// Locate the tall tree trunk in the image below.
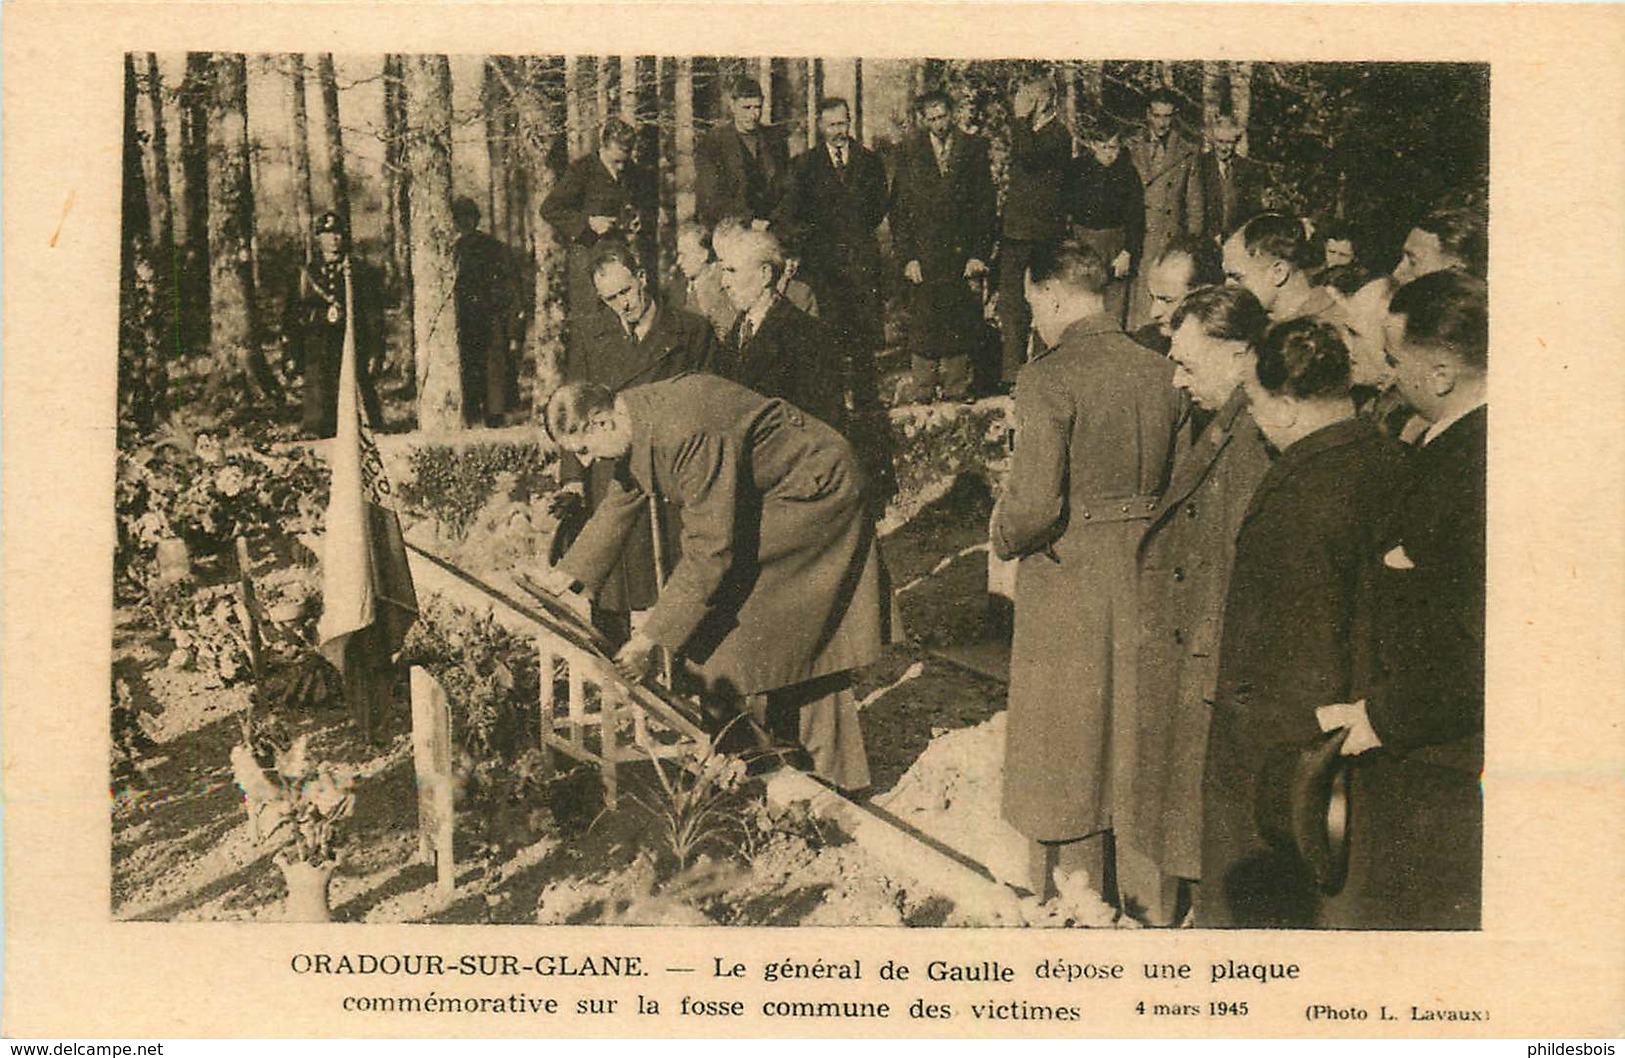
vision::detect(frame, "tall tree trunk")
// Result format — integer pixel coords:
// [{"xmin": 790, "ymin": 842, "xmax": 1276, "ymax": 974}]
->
[
  {"xmin": 121, "ymin": 54, "xmax": 166, "ymax": 433},
  {"xmin": 403, "ymin": 54, "xmax": 462, "ymax": 431},
  {"xmin": 593, "ymin": 56, "xmax": 611, "ymax": 152},
  {"xmin": 784, "ymin": 58, "xmax": 808, "ymax": 153},
  {"xmin": 1079, "ymin": 60, "xmax": 1104, "ymax": 108},
  {"xmin": 1230, "ymin": 61, "xmax": 1253, "ymax": 156},
  {"xmin": 805, "ymin": 58, "xmax": 820, "ymax": 153},
  {"xmin": 133, "ymin": 53, "xmax": 174, "ymax": 264},
  {"xmin": 758, "ymin": 57, "xmax": 774, "ymax": 122},
  {"xmin": 657, "ymin": 57, "xmax": 677, "ymax": 281},
  {"xmin": 565, "ymin": 56, "xmax": 585, "ymax": 158},
  {"xmin": 482, "ymin": 58, "xmax": 511, "ymax": 246},
  {"xmin": 1062, "ymin": 61, "xmax": 1079, "ymax": 136},
  {"xmin": 1201, "ymin": 60, "xmax": 1225, "ymax": 148},
  {"xmin": 283, "ymin": 54, "xmax": 315, "ymax": 260},
  {"xmin": 205, "ymin": 52, "xmax": 273, "ymax": 400},
  {"xmin": 178, "ymin": 52, "xmax": 212, "ymax": 358},
  {"xmin": 131, "ymin": 53, "xmax": 175, "ymax": 371},
  {"xmin": 853, "ymin": 57, "xmax": 866, "ymax": 145},
  {"xmin": 317, "ymin": 54, "xmax": 349, "ymax": 231},
  {"xmin": 383, "ymin": 54, "xmax": 414, "ymax": 377},
  {"xmin": 674, "ymin": 57, "xmax": 696, "ymax": 227},
  {"xmin": 618, "ymin": 54, "xmax": 638, "ymax": 124},
  {"xmin": 504, "ymin": 57, "xmax": 565, "ymax": 402}
]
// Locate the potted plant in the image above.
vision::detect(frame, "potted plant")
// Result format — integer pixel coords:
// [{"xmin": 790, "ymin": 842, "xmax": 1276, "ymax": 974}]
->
[{"xmin": 229, "ymin": 720, "xmax": 355, "ymax": 922}]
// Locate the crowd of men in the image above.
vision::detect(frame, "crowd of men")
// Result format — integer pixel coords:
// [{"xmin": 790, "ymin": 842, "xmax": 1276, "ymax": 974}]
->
[{"xmin": 286, "ymin": 70, "xmax": 1488, "ymax": 930}]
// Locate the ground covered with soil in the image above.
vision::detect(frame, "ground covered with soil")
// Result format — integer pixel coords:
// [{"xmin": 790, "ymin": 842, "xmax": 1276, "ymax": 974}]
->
[{"xmin": 111, "ymin": 462, "xmax": 1120, "ymax": 927}]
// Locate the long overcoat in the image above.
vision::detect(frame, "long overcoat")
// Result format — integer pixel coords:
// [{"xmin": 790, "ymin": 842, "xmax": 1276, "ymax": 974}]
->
[
  {"xmin": 1320, "ymin": 406, "xmax": 1485, "ymax": 929},
  {"xmin": 890, "ymin": 128, "xmax": 996, "ymax": 362},
  {"xmin": 1124, "ymin": 388, "xmax": 1272, "ymax": 881},
  {"xmin": 1199, "ymin": 417, "xmax": 1409, "ymax": 927},
  {"xmin": 1126, "ymin": 129, "xmax": 1204, "ymax": 327},
  {"xmin": 561, "ymin": 305, "xmax": 719, "ymax": 613},
  {"xmin": 283, "ymin": 255, "xmax": 386, "ymax": 438},
  {"xmin": 557, "ymin": 374, "xmax": 888, "ymax": 697},
  {"xmin": 992, "ymin": 314, "xmax": 1183, "ymax": 843},
  {"xmin": 694, "ymin": 122, "xmax": 791, "ymax": 228}
]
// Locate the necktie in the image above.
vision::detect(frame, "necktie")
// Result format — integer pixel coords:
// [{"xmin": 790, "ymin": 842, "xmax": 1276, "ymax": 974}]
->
[
  {"xmin": 834, "ymin": 143, "xmax": 846, "ymax": 170},
  {"xmin": 739, "ymin": 316, "xmax": 756, "ymax": 350},
  {"xmin": 935, "ymin": 137, "xmax": 949, "ymax": 175}
]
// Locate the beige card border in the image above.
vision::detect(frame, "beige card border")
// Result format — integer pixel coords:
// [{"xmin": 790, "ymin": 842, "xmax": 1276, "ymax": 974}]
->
[{"xmin": 4, "ymin": 1, "xmax": 1623, "ymax": 1039}]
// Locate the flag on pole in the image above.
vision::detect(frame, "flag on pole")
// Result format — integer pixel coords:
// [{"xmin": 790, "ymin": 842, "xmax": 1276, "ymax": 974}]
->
[{"xmin": 319, "ymin": 259, "xmax": 418, "ymax": 673}]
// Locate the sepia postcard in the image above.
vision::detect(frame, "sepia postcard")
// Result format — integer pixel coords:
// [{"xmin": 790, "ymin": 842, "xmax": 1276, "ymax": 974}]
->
[{"xmin": 2, "ymin": 0, "xmax": 1622, "ymax": 1040}]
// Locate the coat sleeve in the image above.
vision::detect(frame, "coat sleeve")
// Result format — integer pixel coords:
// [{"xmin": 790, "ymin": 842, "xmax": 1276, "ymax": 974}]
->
[
  {"xmin": 556, "ymin": 470, "xmax": 649, "ymax": 594},
  {"xmin": 639, "ymin": 432, "xmax": 740, "ymax": 653},
  {"xmin": 990, "ymin": 370, "xmax": 1072, "ymax": 559},
  {"xmin": 693, "ymin": 132, "xmax": 728, "ymax": 228},
  {"xmin": 967, "ymin": 138, "xmax": 997, "ymax": 261},
  {"xmin": 1184, "ymin": 150, "xmax": 1205, "ymax": 236},
  {"xmin": 768, "ymin": 157, "xmax": 806, "ymax": 251},
  {"xmin": 862, "ymin": 152, "xmax": 891, "ymax": 235},
  {"xmin": 1125, "ymin": 164, "xmax": 1147, "ymax": 266},
  {"xmin": 540, "ymin": 159, "xmax": 590, "ymax": 243},
  {"xmin": 890, "ymin": 148, "xmax": 920, "ymax": 265}
]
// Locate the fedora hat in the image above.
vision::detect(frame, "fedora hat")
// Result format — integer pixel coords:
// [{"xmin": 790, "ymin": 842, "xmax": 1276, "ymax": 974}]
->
[{"xmin": 1255, "ymin": 727, "xmax": 1352, "ymax": 895}]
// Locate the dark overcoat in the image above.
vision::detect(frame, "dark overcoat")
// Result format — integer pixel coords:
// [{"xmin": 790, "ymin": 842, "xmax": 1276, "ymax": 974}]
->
[
  {"xmin": 557, "ymin": 374, "xmax": 888, "ymax": 697},
  {"xmin": 1199, "ymin": 417, "xmax": 1409, "ymax": 927},
  {"xmin": 283, "ymin": 255, "xmax": 386, "ymax": 438},
  {"xmin": 1198, "ymin": 152, "xmax": 1265, "ymax": 245},
  {"xmin": 561, "ymin": 305, "xmax": 719, "ymax": 613},
  {"xmin": 1001, "ymin": 116, "xmax": 1073, "ymax": 244},
  {"xmin": 890, "ymin": 128, "xmax": 996, "ymax": 362},
  {"xmin": 717, "ymin": 297, "xmax": 845, "ymax": 432},
  {"xmin": 1125, "ymin": 388, "xmax": 1272, "ymax": 881},
  {"xmin": 1127, "ymin": 129, "xmax": 1205, "ymax": 327},
  {"xmin": 694, "ymin": 123, "xmax": 791, "ymax": 228},
  {"xmin": 454, "ymin": 228, "xmax": 520, "ymax": 423},
  {"xmin": 1320, "ymin": 406, "xmax": 1485, "ymax": 929},
  {"xmin": 540, "ymin": 153, "xmax": 655, "ymax": 335},
  {"xmin": 771, "ymin": 141, "xmax": 889, "ymax": 358},
  {"xmin": 992, "ymin": 315, "xmax": 1183, "ymax": 843}
]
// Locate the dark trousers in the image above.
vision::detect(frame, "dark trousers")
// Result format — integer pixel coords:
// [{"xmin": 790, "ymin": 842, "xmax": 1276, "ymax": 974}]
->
[{"xmin": 996, "ymin": 238, "xmax": 1050, "ymax": 382}]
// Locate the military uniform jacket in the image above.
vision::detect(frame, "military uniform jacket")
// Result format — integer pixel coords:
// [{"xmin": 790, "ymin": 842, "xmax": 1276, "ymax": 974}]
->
[
  {"xmin": 1125, "ymin": 388, "xmax": 1272, "ymax": 879},
  {"xmin": 557, "ymin": 374, "xmax": 889, "ymax": 696},
  {"xmin": 992, "ymin": 314, "xmax": 1183, "ymax": 842}
]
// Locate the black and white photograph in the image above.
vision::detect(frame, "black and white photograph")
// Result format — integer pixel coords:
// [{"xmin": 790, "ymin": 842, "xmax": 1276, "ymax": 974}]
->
[{"xmin": 105, "ymin": 51, "xmax": 1493, "ymax": 930}]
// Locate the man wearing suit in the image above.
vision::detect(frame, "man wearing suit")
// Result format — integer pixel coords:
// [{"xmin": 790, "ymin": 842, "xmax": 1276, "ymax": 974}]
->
[
  {"xmin": 1198, "ymin": 116, "xmax": 1264, "ymax": 247},
  {"xmin": 1316, "ymin": 270, "xmax": 1487, "ymax": 929},
  {"xmin": 695, "ymin": 77, "xmax": 790, "ymax": 230},
  {"xmin": 713, "ymin": 227, "xmax": 844, "ymax": 430},
  {"xmin": 1128, "ymin": 89, "xmax": 1205, "ymax": 329},
  {"xmin": 995, "ymin": 74, "xmax": 1073, "ymax": 385},
  {"xmin": 540, "ymin": 374, "xmax": 890, "ymax": 791},
  {"xmin": 772, "ymin": 96, "xmax": 890, "ymax": 410},
  {"xmin": 541, "ymin": 118, "xmax": 653, "ymax": 352},
  {"xmin": 890, "ymin": 89, "xmax": 996, "ymax": 402},
  {"xmin": 993, "ymin": 242, "xmax": 1183, "ymax": 904},
  {"xmin": 556, "ymin": 244, "xmax": 719, "ymax": 644},
  {"xmin": 452, "ymin": 197, "xmax": 520, "ymax": 427}
]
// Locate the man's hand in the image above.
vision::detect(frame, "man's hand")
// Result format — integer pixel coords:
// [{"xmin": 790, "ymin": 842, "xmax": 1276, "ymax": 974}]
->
[
  {"xmin": 614, "ymin": 632, "xmax": 657, "ymax": 684},
  {"xmin": 964, "ymin": 258, "xmax": 989, "ymax": 280},
  {"xmin": 546, "ymin": 481, "xmax": 586, "ymax": 519},
  {"xmin": 1111, "ymin": 250, "xmax": 1133, "ymax": 278},
  {"xmin": 587, "ymin": 215, "xmax": 616, "ymax": 236},
  {"xmin": 750, "ymin": 218, "xmax": 771, "ymax": 232},
  {"xmin": 1316, "ymin": 700, "xmax": 1383, "ymax": 757},
  {"xmin": 903, "ymin": 260, "xmax": 924, "ymax": 285}
]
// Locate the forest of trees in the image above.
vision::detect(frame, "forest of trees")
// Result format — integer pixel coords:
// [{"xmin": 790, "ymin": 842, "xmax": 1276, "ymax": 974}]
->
[{"xmin": 117, "ymin": 54, "xmax": 1489, "ymax": 438}]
